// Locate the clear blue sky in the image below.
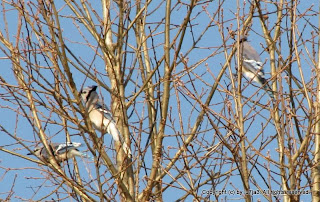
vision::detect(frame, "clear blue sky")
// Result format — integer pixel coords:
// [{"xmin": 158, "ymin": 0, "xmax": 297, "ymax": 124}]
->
[{"xmin": 0, "ymin": 1, "xmax": 318, "ymax": 201}]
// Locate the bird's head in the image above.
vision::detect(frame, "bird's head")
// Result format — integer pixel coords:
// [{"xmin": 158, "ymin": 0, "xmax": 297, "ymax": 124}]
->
[
  {"xmin": 27, "ymin": 147, "xmax": 42, "ymax": 157},
  {"xmin": 79, "ymin": 85, "xmax": 98, "ymax": 103}
]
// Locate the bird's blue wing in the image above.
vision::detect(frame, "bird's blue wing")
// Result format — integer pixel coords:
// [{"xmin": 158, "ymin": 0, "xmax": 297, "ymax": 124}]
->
[
  {"xmin": 54, "ymin": 143, "xmax": 80, "ymax": 155},
  {"xmin": 241, "ymin": 41, "xmax": 264, "ymax": 74},
  {"xmin": 243, "ymin": 59, "xmax": 264, "ymax": 74},
  {"xmin": 94, "ymin": 103, "xmax": 116, "ymax": 122}
]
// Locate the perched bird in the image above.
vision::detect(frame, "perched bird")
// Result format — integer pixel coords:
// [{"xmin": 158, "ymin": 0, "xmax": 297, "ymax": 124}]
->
[
  {"xmin": 80, "ymin": 85, "xmax": 132, "ymax": 157},
  {"xmin": 238, "ymin": 36, "xmax": 274, "ymax": 99},
  {"xmin": 27, "ymin": 142, "xmax": 92, "ymax": 163}
]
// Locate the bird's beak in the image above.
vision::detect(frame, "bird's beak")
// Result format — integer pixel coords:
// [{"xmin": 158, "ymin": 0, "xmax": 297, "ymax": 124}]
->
[{"xmin": 27, "ymin": 152, "xmax": 32, "ymax": 155}]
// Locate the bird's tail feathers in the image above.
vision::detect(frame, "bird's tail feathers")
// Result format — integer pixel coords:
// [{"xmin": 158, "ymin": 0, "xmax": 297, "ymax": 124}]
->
[
  {"xmin": 107, "ymin": 123, "xmax": 132, "ymax": 158},
  {"xmin": 81, "ymin": 153, "xmax": 94, "ymax": 161},
  {"xmin": 263, "ymin": 84, "xmax": 275, "ymax": 100},
  {"xmin": 257, "ymin": 76, "xmax": 274, "ymax": 100},
  {"xmin": 70, "ymin": 150, "xmax": 93, "ymax": 160},
  {"xmin": 107, "ymin": 123, "xmax": 121, "ymax": 142},
  {"xmin": 122, "ymin": 142, "xmax": 132, "ymax": 158}
]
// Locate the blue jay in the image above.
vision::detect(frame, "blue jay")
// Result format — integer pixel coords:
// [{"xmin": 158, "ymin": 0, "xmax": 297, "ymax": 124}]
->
[
  {"xmin": 27, "ymin": 142, "xmax": 92, "ymax": 163},
  {"xmin": 238, "ymin": 36, "xmax": 274, "ymax": 99},
  {"xmin": 80, "ymin": 85, "xmax": 132, "ymax": 158}
]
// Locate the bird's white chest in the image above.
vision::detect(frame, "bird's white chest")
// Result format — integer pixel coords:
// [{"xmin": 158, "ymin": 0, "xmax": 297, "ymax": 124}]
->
[
  {"xmin": 56, "ymin": 152, "xmax": 69, "ymax": 162},
  {"xmin": 243, "ymin": 71, "xmax": 260, "ymax": 83},
  {"xmin": 89, "ymin": 110, "xmax": 104, "ymax": 130},
  {"xmin": 88, "ymin": 109, "xmax": 113, "ymax": 133}
]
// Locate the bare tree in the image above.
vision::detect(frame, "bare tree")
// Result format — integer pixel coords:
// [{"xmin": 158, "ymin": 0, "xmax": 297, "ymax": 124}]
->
[{"xmin": 0, "ymin": 0, "xmax": 318, "ymax": 201}]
